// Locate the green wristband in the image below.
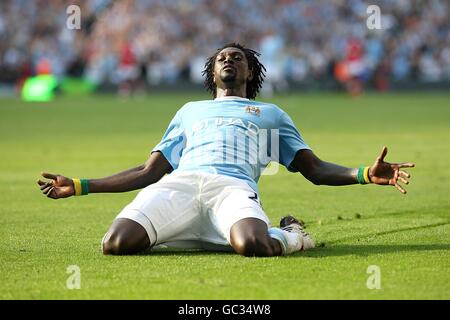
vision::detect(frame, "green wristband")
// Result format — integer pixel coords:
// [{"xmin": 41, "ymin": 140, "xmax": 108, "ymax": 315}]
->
[
  {"xmin": 357, "ymin": 167, "xmax": 367, "ymax": 185},
  {"xmin": 80, "ymin": 179, "xmax": 89, "ymax": 195}
]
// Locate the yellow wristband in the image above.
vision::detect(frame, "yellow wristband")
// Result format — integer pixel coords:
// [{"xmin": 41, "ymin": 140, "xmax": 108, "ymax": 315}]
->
[
  {"xmin": 363, "ymin": 167, "xmax": 371, "ymax": 184},
  {"xmin": 72, "ymin": 178, "xmax": 82, "ymax": 196}
]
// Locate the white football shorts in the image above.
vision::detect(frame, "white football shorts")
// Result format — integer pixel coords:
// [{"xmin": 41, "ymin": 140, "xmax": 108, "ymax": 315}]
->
[{"xmin": 115, "ymin": 171, "xmax": 270, "ymax": 250}]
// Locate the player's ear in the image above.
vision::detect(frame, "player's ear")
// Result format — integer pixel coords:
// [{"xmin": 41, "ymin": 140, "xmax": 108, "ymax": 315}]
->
[{"xmin": 247, "ymin": 69, "xmax": 254, "ymax": 81}]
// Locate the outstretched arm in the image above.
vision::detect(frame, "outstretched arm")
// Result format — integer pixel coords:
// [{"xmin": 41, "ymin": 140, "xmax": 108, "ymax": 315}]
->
[
  {"xmin": 292, "ymin": 146, "xmax": 415, "ymax": 194},
  {"xmin": 37, "ymin": 151, "xmax": 172, "ymax": 199}
]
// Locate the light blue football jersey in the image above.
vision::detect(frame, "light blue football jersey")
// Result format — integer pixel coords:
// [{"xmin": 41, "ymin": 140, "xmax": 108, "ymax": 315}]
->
[{"xmin": 152, "ymin": 96, "xmax": 310, "ymax": 191}]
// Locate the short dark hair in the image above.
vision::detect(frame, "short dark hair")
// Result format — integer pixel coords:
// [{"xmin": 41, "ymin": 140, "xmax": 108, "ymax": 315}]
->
[{"xmin": 202, "ymin": 43, "xmax": 266, "ymax": 100}]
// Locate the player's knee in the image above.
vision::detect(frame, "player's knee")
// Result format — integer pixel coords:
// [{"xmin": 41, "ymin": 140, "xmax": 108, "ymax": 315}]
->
[
  {"xmin": 102, "ymin": 218, "xmax": 151, "ymax": 255},
  {"xmin": 102, "ymin": 232, "xmax": 133, "ymax": 255},
  {"xmin": 232, "ymin": 235, "xmax": 273, "ymax": 257},
  {"xmin": 102, "ymin": 232, "xmax": 120, "ymax": 255}
]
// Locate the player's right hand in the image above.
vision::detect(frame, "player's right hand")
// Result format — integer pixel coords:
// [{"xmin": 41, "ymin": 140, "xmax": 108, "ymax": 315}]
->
[{"xmin": 37, "ymin": 172, "xmax": 75, "ymax": 199}]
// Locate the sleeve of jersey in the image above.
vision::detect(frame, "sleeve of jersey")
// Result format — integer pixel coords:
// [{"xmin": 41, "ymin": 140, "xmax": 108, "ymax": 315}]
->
[
  {"xmin": 277, "ymin": 111, "xmax": 311, "ymax": 172},
  {"xmin": 151, "ymin": 110, "xmax": 186, "ymax": 170}
]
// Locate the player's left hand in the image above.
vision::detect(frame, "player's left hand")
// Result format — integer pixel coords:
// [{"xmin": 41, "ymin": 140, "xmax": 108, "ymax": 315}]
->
[
  {"xmin": 37, "ymin": 172, "xmax": 75, "ymax": 199},
  {"xmin": 369, "ymin": 146, "xmax": 415, "ymax": 194}
]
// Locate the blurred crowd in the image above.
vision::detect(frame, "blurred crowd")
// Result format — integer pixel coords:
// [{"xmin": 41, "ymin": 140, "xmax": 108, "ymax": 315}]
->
[{"xmin": 0, "ymin": 0, "xmax": 449, "ymax": 92}]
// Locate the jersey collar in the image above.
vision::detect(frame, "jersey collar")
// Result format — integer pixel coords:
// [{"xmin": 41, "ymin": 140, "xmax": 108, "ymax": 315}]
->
[{"xmin": 214, "ymin": 96, "xmax": 249, "ymax": 101}]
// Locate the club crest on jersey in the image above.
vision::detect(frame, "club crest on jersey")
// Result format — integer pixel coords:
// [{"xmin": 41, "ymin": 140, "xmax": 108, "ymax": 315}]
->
[{"xmin": 245, "ymin": 106, "xmax": 261, "ymax": 116}]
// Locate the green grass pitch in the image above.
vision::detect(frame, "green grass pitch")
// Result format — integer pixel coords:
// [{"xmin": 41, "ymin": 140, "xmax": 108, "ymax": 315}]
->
[{"xmin": 0, "ymin": 92, "xmax": 449, "ymax": 299}]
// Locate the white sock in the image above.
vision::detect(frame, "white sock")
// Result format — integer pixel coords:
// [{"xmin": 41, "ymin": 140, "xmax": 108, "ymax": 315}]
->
[{"xmin": 268, "ymin": 227, "xmax": 302, "ymax": 255}]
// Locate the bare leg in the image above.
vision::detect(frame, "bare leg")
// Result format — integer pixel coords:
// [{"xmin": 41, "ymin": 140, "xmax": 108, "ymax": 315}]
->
[
  {"xmin": 230, "ymin": 218, "xmax": 282, "ymax": 257},
  {"xmin": 102, "ymin": 218, "xmax": 151, "ymax": 255}
]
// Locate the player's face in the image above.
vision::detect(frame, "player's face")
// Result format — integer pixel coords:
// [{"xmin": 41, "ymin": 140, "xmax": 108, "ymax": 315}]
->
[{"xmin": 213, "ymin": 47, "xmax": 253, "ymax": 87}]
